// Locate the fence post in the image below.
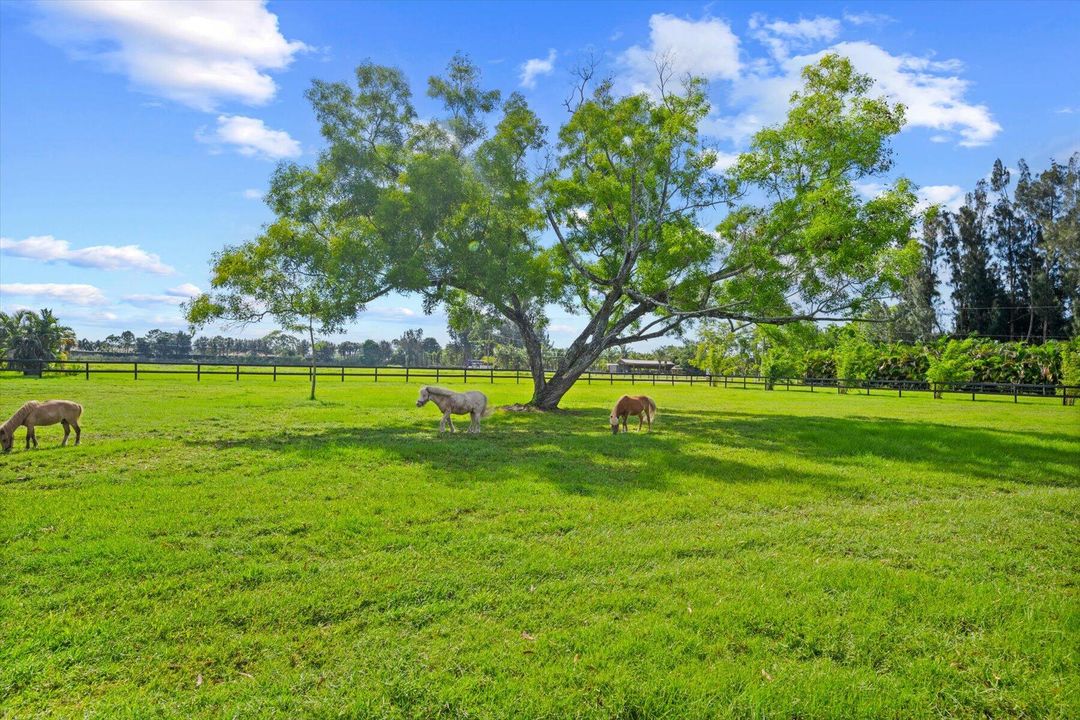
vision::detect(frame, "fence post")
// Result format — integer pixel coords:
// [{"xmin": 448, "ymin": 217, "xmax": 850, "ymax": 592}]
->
[
  {"xmin": 463, "ymin": 367, "xmax": 467, "ymax": 384},
  {"xmin": 743, "ymin": 376, "xmax": 747, "ymax": 390},
  {"xmin": 236, "ymin": 364, "xmax": 240, "ymax": 382},
  {"xmin": 491, "ymin": 367, "xmax": 494, "ymax": 384},
  {"xmin": 671, "ymin": 373, "xmax": 675, "ymax": 387},
  {"xmin": 374, "ymin": 366, "xmax": 378, "ymax": 383},
  {"xmin": 610, "ymin": 371, "xmax": 614, "ymax": 385},
  {"xmin": 1014, "ymin": 384, "xmax": 1018, "ymax": 403},
  {"xmin": 85, "ymin": 362, "xmax": 90, "ymax": 381},
  {"xmin": 690, "ymin": 374, "xmax": 694, "ymax": 386},
  {"xmin": 134, "ymin": 362, "xmax": 138, "ymax": 380},
  {"xmin": 273, "ymin": 365, "xmax": 277, "ymax": 382},
  {"xmin": 972, "ymin": 387, "xmax": 976, "ymax": 401},
  {"xmin": 405, "ymin": 366, "xmax": 410, "ymax": 383},
  {"xmin": 197, "ymin": 363, "xmax": 201, "ymax": 382},
  {"xmin": 632, "ymin": 372, "xmax": 635, "ymax": 386},
  {"xmin": 341, "ymin": 365, "xmax": 345, "ymax": 383},
  {"xmin": 436, "ymin": 367, "xmax": 440, "ymax": 383},
  {"xmin": 516, "ymin": 368, "xmax": 519, "ymax": 384}
]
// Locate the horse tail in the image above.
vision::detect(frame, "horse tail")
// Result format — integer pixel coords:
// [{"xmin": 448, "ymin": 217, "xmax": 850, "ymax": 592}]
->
[
  {"xmin": 482, "ymin": 399, "xmax": 496, "ymax": 418},
  {"xmin": 645, "ymin": 397, "xmax": 657, "ymax": 422}
]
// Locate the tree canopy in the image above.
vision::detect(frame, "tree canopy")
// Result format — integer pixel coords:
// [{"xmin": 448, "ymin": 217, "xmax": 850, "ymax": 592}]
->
[{"xmin": 189, "ymin": 52, "xmax": 920, "ymax": 408}]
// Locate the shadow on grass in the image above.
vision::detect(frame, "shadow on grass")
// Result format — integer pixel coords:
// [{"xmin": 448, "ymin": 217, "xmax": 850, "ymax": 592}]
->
[{"xmin": 188, "ymin": 404, "xmax": 1079, "ymax": 496}]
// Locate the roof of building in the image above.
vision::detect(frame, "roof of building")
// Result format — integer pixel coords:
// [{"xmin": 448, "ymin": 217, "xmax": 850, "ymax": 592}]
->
[{"xmin": 617, "ymin": 358, "xmax": 675, "ymax": 367}]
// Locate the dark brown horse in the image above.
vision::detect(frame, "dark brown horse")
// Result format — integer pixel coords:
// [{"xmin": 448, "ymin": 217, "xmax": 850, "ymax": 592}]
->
[{"xmin": 609, "ymin": 395, "xmax": 657, "ymax": 434}]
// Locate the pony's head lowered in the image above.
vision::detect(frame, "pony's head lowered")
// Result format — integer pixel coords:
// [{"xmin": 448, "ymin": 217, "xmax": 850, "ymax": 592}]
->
[{"xmin": 0, "ymin": 426, "xmax": 12, "ymax": 453}]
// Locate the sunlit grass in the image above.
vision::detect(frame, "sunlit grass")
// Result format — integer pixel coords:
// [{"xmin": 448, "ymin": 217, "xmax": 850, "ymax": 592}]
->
[{"xmin": 1, "ymin": 374, "xmax": 1077, "ymax": 718}]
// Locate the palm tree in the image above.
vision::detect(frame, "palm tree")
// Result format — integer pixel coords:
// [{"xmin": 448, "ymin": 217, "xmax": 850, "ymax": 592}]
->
[{"xmin": 0, "ymin": 308, "xmax": 76, "ymax": 373}]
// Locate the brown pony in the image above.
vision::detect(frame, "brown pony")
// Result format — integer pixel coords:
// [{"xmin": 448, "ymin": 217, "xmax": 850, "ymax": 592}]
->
[
  {"xmin": 609, "ymin": 395, "xmax": 657, "ymax": 434},
  {"xmin": 1, "ymin": 400, "xmax": 83, "ymax": 452}
]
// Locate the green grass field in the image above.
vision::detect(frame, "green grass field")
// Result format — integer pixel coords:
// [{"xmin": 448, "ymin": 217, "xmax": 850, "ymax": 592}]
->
[{"xmin": 1, "ymin": 374, "xmax": 1077, "ymax": 719}]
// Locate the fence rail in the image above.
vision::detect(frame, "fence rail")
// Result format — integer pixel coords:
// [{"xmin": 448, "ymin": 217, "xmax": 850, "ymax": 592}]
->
[{"xmin": 3, "ymin": 359, "xmax": 1077, "ymax": 406}]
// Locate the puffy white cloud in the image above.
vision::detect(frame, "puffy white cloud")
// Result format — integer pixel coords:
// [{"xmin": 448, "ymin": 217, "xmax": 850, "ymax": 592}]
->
[
  {"xmin": 122, "ymin": 283, "xmax": 202, "ymax": 306},
  {"xmin": 242, "ymin": 188, "xmax": 263, "ymax": 199},
  {"xmin": 36, "ymin": 0, "xmax": 307, "ymax": 110},
  {"xmin": 708, "ymin": 41, "xmax": 1001, "ymax": 147},
  {"xmin": 199, "ymin": 115, "xmax": 301, "ymax": 159},
  {"xmin": 917, "ymin": 184, "xmax": 965, "ymax": 212},
  {"xmin": 619, "ymin": 15, "xmax": 740, "ymax": 93},
  {"xmin": 519, "ymin": 49, "xmax": 557, "ymax": 89},
  {"xmin": 0, "ymin": 283, "xmax": 108, "ymax": 305},
  {"xmin": 0, "ymin": 235, "xmax": 174, "ymax": 274},
  {"xmin": 749, "ymin": 14, "xmax": 841, "ymax": 60},
  {"xmin": 856, "ymin": 182, "xmax": 966, "ymax": 213}
]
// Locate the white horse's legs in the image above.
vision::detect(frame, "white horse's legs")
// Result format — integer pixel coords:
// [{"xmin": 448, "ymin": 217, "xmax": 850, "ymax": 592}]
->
[
  {"xmin": 469, "ymin": 411, "xmax": 480, "ymax": 433},
  {"xmin": 440, "ymin": 412, "xmax": 452, "ymax": 433}
]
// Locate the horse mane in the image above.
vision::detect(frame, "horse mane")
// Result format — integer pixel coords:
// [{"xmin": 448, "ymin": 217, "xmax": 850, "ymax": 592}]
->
[
  {"xmin": 1, "ymin": 401, "xmax": 39, "ymax": 434},
  {"xmin": 422, "ymin": 386, "xmax": 456, "ymax": 397}
]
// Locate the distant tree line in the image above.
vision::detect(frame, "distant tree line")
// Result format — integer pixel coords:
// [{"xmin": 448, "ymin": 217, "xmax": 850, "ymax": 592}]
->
[{"xmin": 892, "ymin": 154, "xmax": 1078, "ymax": 343}]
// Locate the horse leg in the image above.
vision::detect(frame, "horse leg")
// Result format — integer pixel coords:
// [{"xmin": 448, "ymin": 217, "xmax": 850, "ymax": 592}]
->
[
  {"xmin": 73, "ymin": 422, "xmax": 81, "ymax": 445},
  {"xmin": 471, "ymin": 411, "xmax": 480, "ymax": 433},
  {"xmin": 447, "ymin": 414, "xmax": 456, "ymax": 433},
  {"xmin": 27, "ymin": 426, "xmax": 36, "ymax": 449},
  {"xmin": 637, "ymin": 414, "xmax": 643, "ymax": 431},
  {"xmin": 61, "ymin": 419, "xmax": 70, "ymax": 446}
]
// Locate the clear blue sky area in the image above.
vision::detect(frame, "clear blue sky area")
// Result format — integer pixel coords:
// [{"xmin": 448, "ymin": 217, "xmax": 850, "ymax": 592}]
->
[{"xmin": 2, "ymin": 1, "xmax": 1077, "ymax": 344}]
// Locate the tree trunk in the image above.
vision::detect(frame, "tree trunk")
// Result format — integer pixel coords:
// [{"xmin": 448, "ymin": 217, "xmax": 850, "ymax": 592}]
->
[{"xmin": 308, "ymin": 320, "xmax": 317, "ymax": 401}]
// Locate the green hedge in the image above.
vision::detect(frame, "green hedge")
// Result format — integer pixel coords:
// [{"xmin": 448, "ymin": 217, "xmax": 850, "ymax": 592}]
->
[{"xmin": 756, "ymin": 337, "xmax": 1078, "ymax": 386}]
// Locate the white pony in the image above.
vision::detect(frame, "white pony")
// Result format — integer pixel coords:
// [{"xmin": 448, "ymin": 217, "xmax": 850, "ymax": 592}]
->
[{"xmin": 416, "ymin": 386, "xmax": 493, "ymax": 433}]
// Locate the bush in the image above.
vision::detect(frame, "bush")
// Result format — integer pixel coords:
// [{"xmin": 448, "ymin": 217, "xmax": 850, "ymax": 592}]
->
[{"xmin": 926, "ymin": 340, "xmax": 975, "ymax": 398}]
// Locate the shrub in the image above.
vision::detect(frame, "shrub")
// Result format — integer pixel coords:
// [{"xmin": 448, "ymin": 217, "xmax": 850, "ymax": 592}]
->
[{"xmin": 926, "ymin": 340, "xmax": 975, "ymax": 398}]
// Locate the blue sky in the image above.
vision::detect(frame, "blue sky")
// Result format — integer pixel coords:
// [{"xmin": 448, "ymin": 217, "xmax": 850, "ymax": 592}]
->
[{"xmin": 1, "ymin": 0, "xmax": 1077, "ymax": 345}]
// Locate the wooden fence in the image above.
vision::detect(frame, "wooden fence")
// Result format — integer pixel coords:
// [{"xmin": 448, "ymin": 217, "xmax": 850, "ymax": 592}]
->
[{"xmin": 4, "ymin": 358, "xmax": 1078, "ymax": 406}]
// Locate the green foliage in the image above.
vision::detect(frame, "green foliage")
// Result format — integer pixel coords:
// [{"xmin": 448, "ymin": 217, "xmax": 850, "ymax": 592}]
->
[
  {"xmin": 217, "ymin": 52, "xmax": 919, "ymax": 408},
  {"xmin": 926, "ymin": 339, "xmax": 976, "ymax": 396},
  {"xmin": 0, "ymin": 308, "xmax": 75, "ymax": 371}
]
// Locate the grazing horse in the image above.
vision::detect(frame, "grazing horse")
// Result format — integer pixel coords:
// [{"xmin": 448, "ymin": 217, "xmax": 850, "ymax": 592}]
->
[
  {"xmin": 609, "ymin": 395, "xmax": 656, "ymax": 434},
  {"xmin": 416, "ymin": 386, "xmax": 493, "ymax": 433},
  {"xmin": 1, "ymin": 400, "xmax": 83, "ymax": 452}
]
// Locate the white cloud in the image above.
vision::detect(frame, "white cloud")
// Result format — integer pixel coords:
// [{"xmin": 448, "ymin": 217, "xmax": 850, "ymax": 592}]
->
[
  {"xmin": 199, "ymin": 115, "xmax": 301, "ymax": 159},
  {"xmin": 122, "ymin": 283, "xmax": 202, "ymax": 306},
  {"xmin": 519, "ymin": 49, "xmax": 557, "ymax": 89},
  {"xmin": 0, "ymin": 235, "xmax": 174, "ymax": 274},
  {"xmin": 242, "ymin": 188, "xmax": 263, "ymax": 199},
  {"xmin": 0, "ymin": 283, "xmax": 108, "ymax": 306},
  {"xmin": 749, "ymin": 14, "xmax": 841, "ymax": 61},
  {"xmin": 619, "ymin": 15, "xmax": 740, "ymax": 93},
  {"xmin": 917, "ymin": 184, "xmax": 965, "ymax": 212},
  {"xmin": 707, "ymin": 41, "xmax": 1001, "ymax": 147},
  {"xmin": 761, "ymin": 17, "xmax": 841, "ymax": 40},
  {"xmin": 711, "ymin": 150, "xmax": 741, "ymax": 172},
  {"xmin": 842, "ymin": 12, "xmax": 894, "ymax": 27},
  {"xmin": 856, "ymin": 181, "xmax": 966, "ymax": 213},
  {"xmin": 36, "ymin": 0, "xmax": 307, "ymax": 111}
]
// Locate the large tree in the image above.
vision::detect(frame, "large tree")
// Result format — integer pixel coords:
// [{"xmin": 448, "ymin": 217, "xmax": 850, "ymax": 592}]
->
[{"xmin": 198, "ymin": 53, "xmax": 918, "ymax": 409}]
